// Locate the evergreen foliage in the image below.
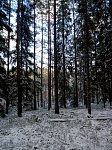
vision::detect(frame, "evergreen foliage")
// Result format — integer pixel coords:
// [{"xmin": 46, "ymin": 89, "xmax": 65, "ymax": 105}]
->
[{"xmin": 0, "ymin": 0, "xmax": 112, "ymax": 117}]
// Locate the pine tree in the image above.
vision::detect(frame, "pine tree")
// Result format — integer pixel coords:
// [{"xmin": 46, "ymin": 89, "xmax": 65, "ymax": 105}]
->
[
  {"xmin": 41, "ymin": 12, "xmax": 43, "ymax": 107},
  {"xmin": 84, "ymin": 0, "xmax": 91, "ymax": 114},
  {"xmin": 73, "ymin": 0, "xmax": 78, "ymax": 107},
  {"xmin": 17, "ymin": 0, "xmax": 22, "ymax": 117},
  {"xmin": 54, "ymin": 0, "xmax": 59, "ymax": 114},
  {"xmin": 48, "ymin": 0, "xmax": 51, "ymax": 110},
  {"xmin": 61, "ymin": 0, "xmax": 66, "ymax": 108},
  {"xmin": 0, "ymin": 0, "xmax": 12, "ymax": 114},
  {"xmin": 56, "ymin": 0, "xmax": 72, "ymax": 107},
  {"xmin": 6, "ymin": 0, "xmax": 12, "ymax": 114},
  {"xmin": 33, "ymin": 0, "xmax": 36, "ymax": 110},
  {"xmin": 19, "ymin": 0, "xmax": 35, "ymax": 111}
]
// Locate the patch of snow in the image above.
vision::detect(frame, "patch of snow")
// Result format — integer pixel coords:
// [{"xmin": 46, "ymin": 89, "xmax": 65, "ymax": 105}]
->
[{"xmin": 0, "ymin": 107, "xmax": 112, "ymax": 150}]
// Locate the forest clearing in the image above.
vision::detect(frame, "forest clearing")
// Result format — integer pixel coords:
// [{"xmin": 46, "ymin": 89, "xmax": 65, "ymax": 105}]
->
[{"xmin": 0, "ymin": 104, "xmax": 112, "ymax": 150}]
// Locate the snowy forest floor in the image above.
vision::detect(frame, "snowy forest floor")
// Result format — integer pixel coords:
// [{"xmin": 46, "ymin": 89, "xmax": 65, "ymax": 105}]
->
[{"xmin": 0, "ymin": 103, "xmax": 112, "ymax": 150}]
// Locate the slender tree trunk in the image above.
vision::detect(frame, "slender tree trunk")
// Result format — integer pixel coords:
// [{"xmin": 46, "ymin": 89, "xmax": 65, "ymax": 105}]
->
[
  {"xmin": 21, "ymin": 0, "xmax": 23, "ymax": 69},
  {"xmin": 17, "ymin": 0, "xmax": 22, "ymax": 117},
  {"xmin": 54, "ymin": 0, "xmax": 59, "ymax": 114},
  {"xmin": 25, "ymin": 54, "xmax": 28, "ymax": 103},
  {"xmin": 34, "ymin": 0, "xmax": 36, "ymax": 110},
  {"xmin": 41, "ymin": 13, "xmax": 43, "ymax": 107},
  {"xmin": 62, "ymin": 0, "xmax": 66, "ymax": 108},
  {"xmin": 20, "ymin": 0, "xmax": 23, "ymax": 110},
  {"xmin": 102, "ymin": 0, "xmax": 108, "ymax": 108},
  {"xmin": 109, "ymin": 0, "xmax": 112, "ymax": 106},
  {"xmin": 83, "ymin": 64, "xmax": 87, "ymax": 107},
  {"xmin": 107, "ymin": 69, "xmax": 111, "ymax": 106},
  {"xmin": 110, "ymin": 76, "xmax": 112, "ymax": 106},
  {"xmin": 73, "ymin": 0, "xmax": 78, "ymax": 107},
  {"xmin": 84, "ymin": 0, "xmax": 91, "ymax": 115},
  {"xmin": 79, "ymin": 59, "xmax": 82, "ymax": 101},
  {"xmin": 81, "ymin": 20, "xmax": 87, "ymax": 107},
  {"xmin": 102, "ymin": 64, "xmax": 106, "ymax": 108},
  {"xmin": 51, "ymin": 61, "xmax": 54, "ymax": 103},
  {"xmin": 6, "ymin": 0, "xmax": 11, "ymax": 114},
  {"xmin": 48, "ymin": 0, "xmax": 51, "ymax": 110},
  {"xmin": 94, "ymin": 32, "xmax": 99, "ymax": 104}
]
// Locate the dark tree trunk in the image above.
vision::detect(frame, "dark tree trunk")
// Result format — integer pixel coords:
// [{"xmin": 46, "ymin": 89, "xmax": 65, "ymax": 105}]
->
[
  {"xmin": 17, "ymin": 0, "xmax": 22, "ymax": 117},
  {"xmin": 107, "ymin": 70, "xmax": 111, "ymax": 106},
  {"xmin": 102, "ymin": 64, "xmax": 106, "ymax": 108},
  {"xmin": 48, "ymin": 0, "xmax": 51, "ymax": 110},
  {"xmin": 73, "ymin": 0, "xmax": 78, "ymax": 107},
  {"xmin": 41, "ymin": 13, "xmax": 43, "ymax": 107},
  {"xmin": 21, "ymin": 0, "xmax": 23, "ymax": 69},
  {"xmin": 62, "ymin": 0, "xmax": 66, "ymax": 108},
  {"xmin": 6, "ymin": 0, "xmax": 11, "ymax": 114},
  {"xmin": 110, "ymin": 76, "xmax": 112, "ymax": 106},
  {"xmin": 84, "ymin": 0, "xmax": 91, "ymax": 114},
  {"xmin": 94, "ymin": 32, "xmax": 99, "ymax": 104},
  {"xmin": 109, "ymin": 0, "xmax": 112, "ymax": 106},
  {"xmin": 25, "ymin": 55, "xmax": 28, "ymax": 103},
  {"xmin": 20, "ymin": 0, "xmax": 23, "ymax": 111},
  {"xmin": 34, "ymin": 0, "xmax": 36, "ymax": 110},
  {"xmin": 51, "ymin": 61, "xmax": 54, "ymax": 103},
  {"xmin": 83, "ymin": 63, "xmax": 87, "ymax": 107},
  {"xmin": 54, "ymin": 0, "xmax": 59, "ymax": 114},
  {"xmin": 102, "ymin": 0, "xmax": 108, "ymax": 108}
]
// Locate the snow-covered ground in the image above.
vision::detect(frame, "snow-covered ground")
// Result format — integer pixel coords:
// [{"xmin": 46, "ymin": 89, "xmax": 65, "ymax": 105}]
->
[{"xmin": 0, "ymin": 105, "xmax": 112, "ymax": 150}]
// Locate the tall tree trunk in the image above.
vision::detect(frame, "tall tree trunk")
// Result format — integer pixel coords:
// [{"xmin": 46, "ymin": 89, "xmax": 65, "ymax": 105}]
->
[
  {"xmin": 109, "ymin": 0, "xmax": 112, "ymax": 106},
  {"xmin": 54, "ymin": 0, "xmax": 59, "ymax": 114},
  {"xmin": 73, "ymin": 0, "xmax": 78, "ymax": 107},
  {"xmin": 84, "ymin": 0, "xmax": 91, "ymax": 115},
  {"xmin": 25, "ymin": 53, "xmax": 28, "ymax": 103},
  {"xmin": 83, "ymin": 64, "xmax": 87, "ymax": 107},
  {"xmin": 80, "ymin": 19, "xmax": 87, "ymax": 107},
  {"xmin": 6, "ymin": 0, "xmax": 11, "ymax": 114},
  {"xmin": 41, "ymin": 13, "xmax": 43, "ymax": 107},
  {"xmin": 48, "ymin": 0, "xmax": 51, "ymax": 110},
  {"xmin": 94, "ymin": 32, "xmax": 99, "ymax": 104},
  {"xmin": 17, "ymin": 0, "xmax": 22, "ymax": 117},
  {"xmin": 34, "ymin": 0, "xmax": 36, "ymax": 110},
  {"xmin": 102, "ymin": 64, "xmax": 106, "ymax": 108},
  {"xmin": 51, "ymin": 61, "xmax": 54, "ymax": 103},
  {"xmin": 110, "ymin": 76, "xmax": 112, "ymax": 106},
  {"xmin": 107, "ymin": 69, "xmax": 111, "ymax": 106},
  {"xmin": 62, "ymin": 0, "xmax": 66, "ymax": 108},
  {"xmin": 21, "ymin": 0, "xmax": 23, "ymax": 69},
  {"xmin": 102, "ymin": 0, "xmax": 108, "ymax": 108},
  {"xmin": 20, "ymin": 0, "xmax": 23, "ymax": 111}
]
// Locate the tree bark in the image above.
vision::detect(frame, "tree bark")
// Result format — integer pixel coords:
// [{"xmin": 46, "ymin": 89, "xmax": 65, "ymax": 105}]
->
[
  {"xmin": 34, "ymin": 0, "xmax": 36, "ymax": 110},
  {"xmin": 41, "ymin": 13, "xmax": 43, "ymax": 107},
  {"xmin": 54, "ymin": 0, "xmax": 59, "ymax": 114},
  {"xmin": 62, "ymin": 0, "xmax": 66, "ymax": 108},
  {"xmin": 6, "ymin": 0, "xmax": 11, "ymax": 114},
  {"xmin": 48, "ymin": 0, "xmax": 51, "ymax": 110},
  {"xmin": 73, "ymin": 0, "xmax": 78, "ymax": 107},
  {"xmin": 17, "ymin": 0, "xmax": 22, "ymax": 117},
  {"xmin": 84, "ymin": 0, "xmax": 91, "ymax": 114}
]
